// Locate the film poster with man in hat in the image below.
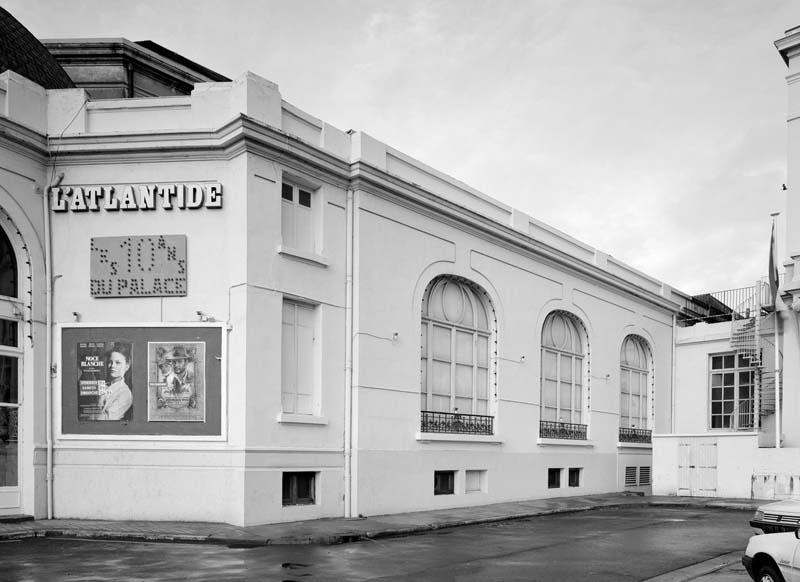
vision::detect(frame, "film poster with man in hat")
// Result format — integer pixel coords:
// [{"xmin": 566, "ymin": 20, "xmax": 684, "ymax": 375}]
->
[{"xmin": 147, "ymin": 342, "xmax": 205, "ymax": 422}]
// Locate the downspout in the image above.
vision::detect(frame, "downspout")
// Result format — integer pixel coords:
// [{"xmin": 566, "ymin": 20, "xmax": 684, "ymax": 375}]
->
[
  {"xmin": 43, "ymin": 173, "xmax": 61, "ymax": 519},
  {"xmin": 670, "ymin": 313, "xmax": 677, "ymax": 433},
  {"xmin": 343, "ymin": 188, "xmax": 354, "ymax": 518}
]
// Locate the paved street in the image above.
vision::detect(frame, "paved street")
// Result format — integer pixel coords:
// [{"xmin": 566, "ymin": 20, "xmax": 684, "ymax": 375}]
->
[{"xmin": 0, "ymin": 506, "xmax": 754, "ymax": 582}]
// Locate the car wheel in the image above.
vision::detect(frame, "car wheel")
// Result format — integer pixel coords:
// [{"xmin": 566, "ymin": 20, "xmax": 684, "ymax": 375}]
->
[{"xmin": 757, "ymin": 564, "xmax": 786, "ymax": 582}]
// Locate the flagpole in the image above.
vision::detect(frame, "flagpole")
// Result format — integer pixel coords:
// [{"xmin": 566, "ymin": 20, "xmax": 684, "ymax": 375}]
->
[{"xmin": 771, "ymin": 212, "xmax": 782, "ymax": 449}]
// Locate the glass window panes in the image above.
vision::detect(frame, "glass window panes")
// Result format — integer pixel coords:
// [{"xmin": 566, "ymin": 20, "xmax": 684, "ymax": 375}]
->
[
  {"xmin": 540, "ymin": 312, "xmax": 584, "ymax": 433},
  {"xmin": 709, "ymin": 352, "xmax": 755, "ymax": 430},
  {"xmin": 620, "ymin": 335, "xmax": 650, "ymax": 430},
  {"xmin": 0, "ymin": 406, "xmax": 18, "ymax": 487},
  {"xmin": 420, "ymin": 277, "xmax": 492, "ymax": 419},
  {"xmin": 0, "ymin": 227, "xmax": 16, "ymax": 299},
  {"xmin": 0, "ymin": 320, "xmax": 16, "ymax": 348},
  {"xmin": 281, "ymin": 301, "xmax": 315, "ymax": 415}
]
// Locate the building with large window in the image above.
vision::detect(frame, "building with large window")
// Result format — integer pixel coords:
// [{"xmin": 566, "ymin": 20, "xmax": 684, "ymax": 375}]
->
[
  {"xmin": 652, "ymin": 26, "xmax": 800, "ymax": 501},
  {"xmin": 0, "ymin": 8, "xmax": 717, "ymax": 525}
]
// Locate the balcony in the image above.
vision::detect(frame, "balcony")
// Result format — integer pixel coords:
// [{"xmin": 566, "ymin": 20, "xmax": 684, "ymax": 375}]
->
[
  {"xmin": 420, "ymin": 410, "xmax": 494, "ymax": 435},
  {"xmin": 539, "ymin": 420, "xmax": 587, "ymax": 440},
  {"xmin": 618, "ymin": 427, "xmax": 652, "ymax": 444}
]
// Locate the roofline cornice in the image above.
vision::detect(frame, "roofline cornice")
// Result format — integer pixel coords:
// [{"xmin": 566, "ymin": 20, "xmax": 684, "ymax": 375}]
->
[
  {"xmin": 0, "ymin": 117, "xmax": 49, "ymax": 162},
  {"xmin": 349, "ymin": 162, "xmax": 680, "ymax": 314}
]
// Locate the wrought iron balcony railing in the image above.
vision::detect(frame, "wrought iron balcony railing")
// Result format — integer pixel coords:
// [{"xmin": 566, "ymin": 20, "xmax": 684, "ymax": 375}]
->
[
  {"xmin": 539, "ymin": 420, "xmax": 587, "ymax": 440},
  {"xmin": 618, "ymin": 427, "xmax": 652, "ymax": 444},
  {"xmin": 421, "ymin": 410, "xmax": 494, "ymax": 435}
]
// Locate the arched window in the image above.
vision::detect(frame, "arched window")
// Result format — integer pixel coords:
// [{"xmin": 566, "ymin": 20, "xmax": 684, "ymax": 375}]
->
[
  {"xmin": 0, "ymin": 227, "xmax": 16, "ymax": 298},
  {"xmin": 420, "ymin": 277, "xmax": 492, "ymax": 416},
  {"xmin": 620, "ymin": 335, "xmax": 650, "ymax": 429},
  {"xmin": 540, "ymin": 311, "xmax": 584, "ymax": 425}
]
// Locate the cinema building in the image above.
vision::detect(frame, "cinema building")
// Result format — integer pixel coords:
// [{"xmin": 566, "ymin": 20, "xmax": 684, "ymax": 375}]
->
[{"xmin": 1, "ymin": 13, "xmax": 696, "ymax": 526}]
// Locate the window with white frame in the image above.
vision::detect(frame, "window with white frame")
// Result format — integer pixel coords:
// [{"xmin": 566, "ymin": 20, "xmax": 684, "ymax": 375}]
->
[
  {"xmin": 281, "ymin": 182, "xmax": 315, "ymax": 253},
  {"xmin": 709, "ymin": 353, "xmax": 755, "ymax": 430},
  {"xmin": 620, "ymin": 335, "xmax": 650, "ymax": 430},
  {"xmin": 420, "ymin": 277, "xmax": 492, "ymax": 417},
  {"xmin": 281, "ymin": 300, "xmax": 315, "ymax": 415},
  {"xmin": 540, "ymin": 311, "xmax": 584, "ymax": 425}
]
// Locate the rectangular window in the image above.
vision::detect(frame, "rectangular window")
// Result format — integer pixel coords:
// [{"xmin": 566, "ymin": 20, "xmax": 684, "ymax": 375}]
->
[
  {"xmin": 282, "ymin": 300, "xmax": 315, "ymax": 415},
  {"xmin": 282, "ymin": 471, "xmax": 316, "ymax": 506},
  {"xmin": 434, "ymin": 470, "xmax": 455, "ymax": 495},
  {"xmin": 281, "ymin": 182, "xmax": 315, "ymax": 252},
  {"xmin": 548, "ymin": 468, "xmax": 562, "ymax": 489},
  {"xmin": 568, "ymin": 467, "xmax": 581, "ymax": 488},
  {"xmin": 709, "ymin": 353, "xmax": 755, "ymax": 430},
  {"xmin": 465, "ymin": 470, "xmax": 485, "ymax": 494}
]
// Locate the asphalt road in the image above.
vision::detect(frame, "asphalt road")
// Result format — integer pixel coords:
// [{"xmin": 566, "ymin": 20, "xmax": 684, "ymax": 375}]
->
[{"xmin": 0, "ymin": 506, "xmax": 754, "ymax": 582}]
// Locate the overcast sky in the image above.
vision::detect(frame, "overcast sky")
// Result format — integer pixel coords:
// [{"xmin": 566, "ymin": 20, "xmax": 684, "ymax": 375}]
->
[{"xmin": 7, "ymin": 0, "xmax": 800, "ymax": 295}]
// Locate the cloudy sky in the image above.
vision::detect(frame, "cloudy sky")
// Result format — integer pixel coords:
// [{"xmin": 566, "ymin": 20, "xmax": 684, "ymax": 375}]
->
[{"xmin": 7, "ymin": 0, "xmax": 800, "ymax": 294}]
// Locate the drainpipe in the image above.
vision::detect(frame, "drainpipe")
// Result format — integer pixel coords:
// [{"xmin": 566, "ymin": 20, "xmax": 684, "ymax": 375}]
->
[
  {"xmin": 43, "ymin": 173, "xmax": 61, "ymax": 519},
  {"xmin": 344, "ymin": 188, "xmax": 354, "ymax": 518},
  {"xmin": 671, "ymin": 313, "xmax": 677, "ymax": 433}
]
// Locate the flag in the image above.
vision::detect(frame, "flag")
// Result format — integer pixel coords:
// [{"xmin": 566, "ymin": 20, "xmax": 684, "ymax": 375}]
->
[{"xmin": 769, "ymin": 220, "xmax": 785, "ymax": 311}]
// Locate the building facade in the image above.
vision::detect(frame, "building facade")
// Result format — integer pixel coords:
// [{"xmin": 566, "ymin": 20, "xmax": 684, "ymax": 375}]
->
[{"xmin": 0, "ymin": 27, "xmax": 689, "ymax": 525}]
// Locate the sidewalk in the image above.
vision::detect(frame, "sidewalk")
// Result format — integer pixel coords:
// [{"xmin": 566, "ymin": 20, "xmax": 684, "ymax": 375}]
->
[{"xmin": 0, "ymin": 493, "xmax": 761, "ymax": 548}]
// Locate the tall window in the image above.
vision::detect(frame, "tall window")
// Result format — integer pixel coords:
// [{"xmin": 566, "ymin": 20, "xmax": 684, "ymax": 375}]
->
[
  {"xmin": 0, "ymin": 226, "xmax": 16, "ymax": 298},
  {"xmin": 281, "ymin": 300, "xmax": 315, "ymax": 415},
  {"xmin": 540, "ymin": 311, "xmax": 584, "ymax": 425},
  {"xmin": 0, "ymin": 227, "xmax": 18, "ymax": 489},
  {"xmin": 620, "ymin": 335, "xmax": 650, "ymax": 429},
  {"xmin": 281, "ymin": 182, "xmax": 314, "ymax": 252},
  {"xmin": 420, "ymin": 277, "xmax": 491, "ymax": 416},
  {"xmin": 710, "ymin": 353, "xmax": 755, "ymax": 430}
]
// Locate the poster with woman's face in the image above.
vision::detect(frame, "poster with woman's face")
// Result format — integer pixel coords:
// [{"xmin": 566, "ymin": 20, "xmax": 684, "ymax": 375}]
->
[
  {"xmin": 147, "ymin": 341, "xmax": 205, "ymax": 422},
  {"xmin": 77, "ymin": 341, "xmax": 133, "ymax": 422}
]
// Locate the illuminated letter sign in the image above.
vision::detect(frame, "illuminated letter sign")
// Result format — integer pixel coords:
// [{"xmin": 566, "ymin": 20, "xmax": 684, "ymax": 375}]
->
[{"xmin": 90, "ymin": 235, "xmax": 187, "ymax": 298}]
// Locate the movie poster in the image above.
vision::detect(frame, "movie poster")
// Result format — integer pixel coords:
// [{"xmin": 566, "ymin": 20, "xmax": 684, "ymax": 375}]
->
[
  {"xmin": 77, "ymin": 341, "xmax": 133, "ymax": 421},
  {"xmin": 147, "ymin": 341, "xmax": 205, "ymax": 422}
]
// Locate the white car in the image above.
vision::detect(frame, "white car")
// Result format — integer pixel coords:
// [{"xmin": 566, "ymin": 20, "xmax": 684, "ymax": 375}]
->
[
  {"xmin": 743, "ymin": 531, "xmax": 800, "ymax": 582},
  {"xmin": 751, "ymin": 500, "xmax": 800, "ymax": 534}
]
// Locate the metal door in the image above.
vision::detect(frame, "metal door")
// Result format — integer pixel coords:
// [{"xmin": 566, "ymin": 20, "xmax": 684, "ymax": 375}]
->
[{"xmin": 677, "ymin": 437, "xmax": 717, "ymax": 496}]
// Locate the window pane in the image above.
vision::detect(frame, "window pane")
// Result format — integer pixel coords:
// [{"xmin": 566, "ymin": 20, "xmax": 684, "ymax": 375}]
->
[
  {"xmin": 711, "ymin": 356, "xmax": 723, "ymax": 370},
  {"xmin": 0, "ymin": 228, "xmax": 16, "ymax": 298},
  {"xmin": 542, "ymin": 350, "xmax": 557, "ymax": 379},
  {"xmin": 0, "ymin": 407, "xmax": 18, "ymax": 486},
  {"xmin": 432, "ymin": 326, "xmax": 451, "ymax": 361},
  {"xmin": 476, "ymin": 335, "xmax": 488, "ymax": 366},
  {"xmin": 298, "ymin": 189, "xmax": 311, "ymax": 208},
  {"xmin": 543, "ymin": 379, "xmax": 558, "ymax": 407},
  {"xmin": 281, "ymin": 183, "xmax": 294, "ymax": 201},
  {"xmin": 723, "ymin": 373, "xmax": 734, "ymax": 386},
  {"xmin": 723, "ymin": 355, "xmax": 735, "ymax": 368},
  {"xmin": 0, "ymin": 356, "xmax": 17, "ymax": 404},
  {"xmin": 559, "ymin": 383, "xmax": 571, "ymax": 417},
  {"xmin": 621, "ymin": 371, "xmax": 629, "ymax": 394},
  {"xmin": 281, "ymin": 200, "xmax": 295, "ymax": 247},
  {"xmin": 455, "ymin": 331, "xmax": 473, "ymax": 364},
  {"xmin": 560, "ymin": 355, "xmax": 572, "ymax": 382},
  {"xmin": 296, "ymin": 206, "xmax": 313, "ymax": 251},
  {"xmin": 455, "ymin": 364, "xmax": 472, "ymax": 398},
  {"xmin": 0, "ymin": 320, "xmax": 16, "ymax": 348},
  {"xmin": 432, "ymin": 361, "xmax": 451, "ymax": 396},
  {"xmin": 476, "ymin": 368, "xmax": 488, "ymax": 399},
  {"xmin": 711, "ymin": 374, "xmax": 721, "ymax": 387}
]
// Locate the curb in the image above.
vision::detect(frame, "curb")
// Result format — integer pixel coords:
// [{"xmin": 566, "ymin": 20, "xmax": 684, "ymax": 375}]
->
[{"xmin": 0, "ymin": 498, "xmax": 758, "ymax": 547}]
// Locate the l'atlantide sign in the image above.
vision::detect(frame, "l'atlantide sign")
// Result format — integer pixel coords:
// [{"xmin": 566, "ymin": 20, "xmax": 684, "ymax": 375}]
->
[
  {"xmin": 51, "ymin": 183, "xmax": 222, "ymax": 212},
  {"xmin": 91, "ymin": 235, "xmax": 187, "ymax": 298}
]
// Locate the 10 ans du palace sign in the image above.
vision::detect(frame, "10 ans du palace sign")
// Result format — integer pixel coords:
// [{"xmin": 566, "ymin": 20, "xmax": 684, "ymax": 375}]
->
[{"xmin": 49, "ymin": 182, "xmax": 223, "ymax": 212}]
